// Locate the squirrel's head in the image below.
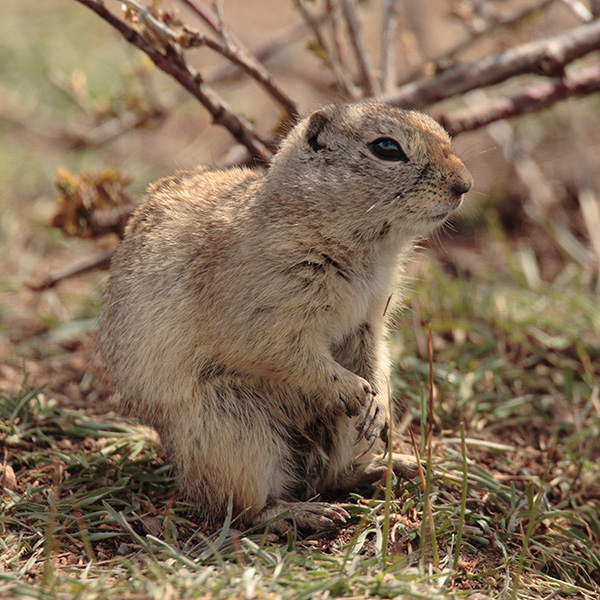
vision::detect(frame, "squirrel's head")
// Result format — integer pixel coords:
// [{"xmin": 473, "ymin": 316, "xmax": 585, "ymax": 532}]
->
[{"xmin": 269, "ymin": 102, "xmax": 473, "ymax": 239}]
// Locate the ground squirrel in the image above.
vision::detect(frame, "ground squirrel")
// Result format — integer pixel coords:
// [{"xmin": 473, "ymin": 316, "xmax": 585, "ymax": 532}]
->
[{"xmin": 98, "ymin": 102, "xmax": 473, "ymax": 532}]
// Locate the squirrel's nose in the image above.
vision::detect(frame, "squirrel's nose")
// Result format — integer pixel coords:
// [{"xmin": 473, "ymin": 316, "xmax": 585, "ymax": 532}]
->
[{"xmin": 450, "ymin": 174, "xmax": 473, "ymax": 197}]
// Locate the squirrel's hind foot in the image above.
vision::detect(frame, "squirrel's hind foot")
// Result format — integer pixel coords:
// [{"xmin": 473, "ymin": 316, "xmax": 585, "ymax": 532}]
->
[{"xmin": 253, "ymin": 500, "xmax": 350, "ymax": 534}]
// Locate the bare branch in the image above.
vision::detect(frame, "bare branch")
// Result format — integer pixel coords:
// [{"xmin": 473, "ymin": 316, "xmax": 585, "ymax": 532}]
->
[
  {"xmin": 487, "ymin": 116, "xmax": 596, "ymax": 270},
  {"xmin": 560, "ymin": 0, "xmax": 594, "ymax": 21},
  {"xmin": 48, "ymin": 69, "xmax": 96, "ymax": 115},
  {"xmin": 379, "ymin": 18, "xmax": 600, "ymax": 108},
  {"xmin": 397, "ymin": 0, "xmax": 557, "ymax": 87},
  {"xmin": 472, "ymin": 0, "xmax": 499, "ymax": 25},
  {"xmin": 213, "ymin": 0, "xmax": 231, "ymax": 47},
  {"xmin": 441, "ymin": 64, "xmax": 600, "ymax": 136},
  {"xmin": 248, "ymin": 15, "xmax": 321, "ymax": 65},
  {"xmin": 181, "ymin": 27, "xmax": 300, "ymax": 121},
  {"xmin": 578, "ymin": 185, "xmax": 600, "ymax": 274},
  {"xmin": 125, "ymin": 0, "xmax": 299, "ymax": 122},
  {"xmin": 381, "ymin": 0, "xmax": 399, "ymax": 94},
  {"xmin": 326, "ymin": 0, "xmax": 348, "ymax": 71},
  {"xmin": 180, "ymin": 0, "xmax": 298, "ymax": 120},
  {"xmin": 27, "ymin": 248, "xmax": 116, "ymax": 292},
  {"xmin": 74, "ymin": 0, "xmax": 273, "ymax": 161},
  {"xmin": 179, "ymin": 0, "xmax": 220, "ymax": 33},
  {"xmin": 66, "ymin": 105, "xmax": 169, "ymax": 147},
  {"xmin": 340, "ymin": 0, "xmax": 378, "ymax": 95},
  {"xmin": 394, "ymin": 1, "xmax": 426, "ymax": 72},
  {"xmin": 205, "ymin": 12, "xmax": 329, "ymax": 85},
  {"xmin": 293, "ymin": 0, "xmax": 360, "ymax": 98}
]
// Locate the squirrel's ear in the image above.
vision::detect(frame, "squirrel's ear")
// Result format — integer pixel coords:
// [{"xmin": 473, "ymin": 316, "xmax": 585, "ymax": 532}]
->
[{"xmin": 305, "ymin": 110, "xmax": 329, "ymax": 152}]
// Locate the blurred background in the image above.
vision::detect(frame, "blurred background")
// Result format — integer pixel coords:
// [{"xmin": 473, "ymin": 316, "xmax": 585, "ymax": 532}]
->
[{"xmin": 1, "ymin": 0, "xmax": 599, "ymax": 407}]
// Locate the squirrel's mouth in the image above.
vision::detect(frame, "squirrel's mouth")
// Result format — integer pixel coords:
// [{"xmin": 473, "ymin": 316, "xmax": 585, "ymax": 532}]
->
[{"xmin": 426, "ymin": 198, "xmax": 464, "ymax": 222}]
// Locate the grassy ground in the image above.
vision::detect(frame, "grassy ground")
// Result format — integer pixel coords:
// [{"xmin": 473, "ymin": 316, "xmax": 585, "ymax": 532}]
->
[
  {"xmin": 2, "ymin": 1, "xmax": 600, "ymax": 598},
  {"xmin": 2, "ymin": 256, "xmax": 599, "ymax": 599}
]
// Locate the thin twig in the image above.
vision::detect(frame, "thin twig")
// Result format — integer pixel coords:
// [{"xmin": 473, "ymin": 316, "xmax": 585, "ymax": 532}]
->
[
  {"xmin": 180, "ymin": 0, "xmax": 298, "ymax": 120},
  {"xmin": 182, "ymin": 27, "xmax": 299, "ymax": 121},
  {"xmin": 394, "ymin": 0, "xmax": 425, "ymax": 73},
  {"xmin": 205, "ymin": 13, "xmax": 329, "ymax": 85},
  {"xmin": 381, "ymin": 0, "xmax": 398, "ymax": 94},
  {"xmin": 397, "ymin": 0, "xmax": 558, "ymax": 87},
  {"xmin": 246, "ymin": 15, "xmax": 324, "ymax": 65},
  {"xmin": 125, "ymin": 0, "xmax": 298, "ymax": 122},
  {"xmin": 74, "ymin": 0, "xmax": 272, "ymax": 160},
  {"xmin": 212, "ymin": 0, "xmax": 231, "ymax": 47},
  {"xmin": 340, "ymin": 0, "xmax": 377, "ymax": 95},
  {"xmin": 567, "ymin": 109, "xmax": 600, "ymax": 276},
  {"xmin": 326, "ymin": 0, "xmax": 347, "ymax": 72},
  {"xmin": 48, "ymin": 69, "xmax": 95, "ymax": 115},
  {"xmin": 560, "ymin": 0, "xmax": 594, "ymax": 21},
  {"xmin": 469, "ymin": 0, "xmax": 499, "ymax": 31},
  {"xmin": 379, "ymin": 18, "xmax": 600, "ymax": 108},
  {"xmin": 179, "ymin": 0, "xmax": 219, "ymax": 33},
  {"xmin": 480, "ymin": 96, "xmax": 597, "ymax": 271},
  {"xmin": 67, "ymin": 106, "xmax": 168, "ymax": 147},
  {"xmin": 0, "ymin": 82, "xmax": 177, "ymax": 150},
  {"xmin": 440, "ymin": 64, "xmax": 600, "ymax": 136},
  {"xmin": 578, "ymin": 185, "xmax": 600, "ymax": 275},
  {"xmin": 294, "ymin": 0, "xmax": 359, "ymax": 98},
  {"xmin": 48, "ymin": 67, "xmax": 175, "ymax": 146},
  {"xmin": 27, "ymin": 248, "xmax": 116, "ymax": 291}
]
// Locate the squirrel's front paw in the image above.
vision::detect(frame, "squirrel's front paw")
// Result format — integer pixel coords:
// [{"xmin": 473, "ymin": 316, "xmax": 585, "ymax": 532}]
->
[
  {"xmin": 332, "ymin": 370, "xmax": 374, "ymax": 417},
  {"xmin": 355, "ymin": 397, "xmax": 388, "ymax": 456}
]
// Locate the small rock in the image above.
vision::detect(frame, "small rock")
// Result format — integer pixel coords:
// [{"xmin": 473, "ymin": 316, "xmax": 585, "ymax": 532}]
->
[
  {"xmin": 1, "ymin": 464, "xmax": 17, "ymax": 492},
  {"xmin": 116, "ymin": 542, "xmax": 130, "ymax": 556}
]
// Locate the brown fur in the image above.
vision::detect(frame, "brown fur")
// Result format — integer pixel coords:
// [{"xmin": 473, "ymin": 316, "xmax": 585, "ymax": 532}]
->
[{"xmin": 98, "ymin": 102, "xmax": 473, "ymax": 532}]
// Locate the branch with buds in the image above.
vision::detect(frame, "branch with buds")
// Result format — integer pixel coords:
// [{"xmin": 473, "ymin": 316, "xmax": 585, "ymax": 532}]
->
[{"xmin": 75, "ymin": 0, "xmax": 274, "ymax": 161}]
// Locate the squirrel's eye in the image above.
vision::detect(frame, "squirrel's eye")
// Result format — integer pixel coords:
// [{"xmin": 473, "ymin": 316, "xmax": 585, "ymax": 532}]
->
[{"xmin": 368, "ymin": 137, "xmax": 409, "ymax": 162}]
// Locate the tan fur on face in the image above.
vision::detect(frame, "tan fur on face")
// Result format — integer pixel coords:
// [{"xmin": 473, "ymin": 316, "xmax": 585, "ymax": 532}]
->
[{"xmin": 98, "ymin": 102, "xmax": 472, "ymax": 531}]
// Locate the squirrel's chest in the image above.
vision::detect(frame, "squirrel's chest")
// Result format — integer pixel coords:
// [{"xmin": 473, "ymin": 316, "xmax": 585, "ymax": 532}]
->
[{"xmin": 327, "ymin": 256, "xmax": 399, "ymax": 342}]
